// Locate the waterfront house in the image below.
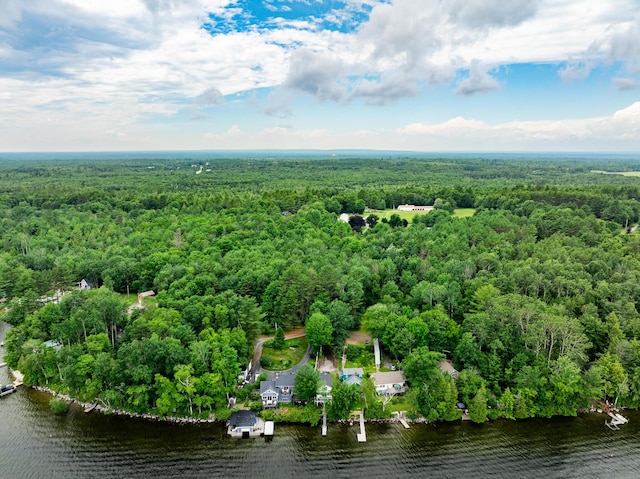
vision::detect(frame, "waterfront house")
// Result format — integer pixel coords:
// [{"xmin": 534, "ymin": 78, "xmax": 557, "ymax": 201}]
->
[
  {"xmin": 260, "ymin": 372, "xmax": 295, "ymax": 408},
  {"xmin": 439, "ymin": 360, "xmax": 459, "ymax": 380},
  {"xmin": 228, "ymin": 410, "xmax": 265, "ymax": 438},
  {"xmin": 340, "ymin": 367, "xmax": 364, "ymax": 386},
  {"xmin": 371, "ymin": 371, "xmax": 406, "ymax": 395},
  {"xmin": 315, "ymin": 372, "xmax": 333, "ymax": 406},
  {"xmin": 260, "ymin": 381, "xmax": 279, "ymax": 408}
]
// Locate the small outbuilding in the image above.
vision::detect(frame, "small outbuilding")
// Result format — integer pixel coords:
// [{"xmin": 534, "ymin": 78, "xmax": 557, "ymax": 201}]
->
[
  {"xmin": 137, "ymin": 291, "xmax": 156, "ymax": 303},
  {"xmin": 228, "ymin": 410, "xmax": 259, "ymax": 438},
  {"xmin": 78, "ymin": 279, "xmax": 96, "ymax": 290}
]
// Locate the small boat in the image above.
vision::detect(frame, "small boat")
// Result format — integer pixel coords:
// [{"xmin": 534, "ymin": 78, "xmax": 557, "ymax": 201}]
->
[
  {"xmin": 606, "ymin": 411, "xmax": 629, "ymax": 430},
  {"xmin": 612, "ymin": 413, "xmax": 629, "ymax": 424},
  {"xmin": 0, "ymin": 384, "xmax": 17, "ymax": 397}
]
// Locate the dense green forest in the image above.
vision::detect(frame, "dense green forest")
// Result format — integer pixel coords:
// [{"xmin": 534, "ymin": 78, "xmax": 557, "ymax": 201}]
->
[{"xmin": 3, "ymin": 153, "xmax": 640, "ymax": 422}]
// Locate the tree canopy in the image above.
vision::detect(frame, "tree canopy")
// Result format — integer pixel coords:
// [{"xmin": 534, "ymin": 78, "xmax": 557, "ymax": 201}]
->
[{"xmin": 4, "ymin": 154, "xmax": 640, "ymax": 420}]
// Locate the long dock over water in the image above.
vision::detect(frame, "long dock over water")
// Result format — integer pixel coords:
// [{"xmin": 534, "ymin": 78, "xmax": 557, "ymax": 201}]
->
[
  {"xmin": 322, "ymin": 407, "xmax": 327, "ymax": 436},
  {"xmin": 355, "ymin": 411, "xmax": 366, "ymax": 442}
]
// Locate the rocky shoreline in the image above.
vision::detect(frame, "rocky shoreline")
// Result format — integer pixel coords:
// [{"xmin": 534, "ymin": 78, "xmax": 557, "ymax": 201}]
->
[
  {"xmin": 31, "ymin": 385, "xmax": 218, "ymax": 424},
  {"xmin": 30, "ymin": 385, "xmax": 623, "ymax": 427}
]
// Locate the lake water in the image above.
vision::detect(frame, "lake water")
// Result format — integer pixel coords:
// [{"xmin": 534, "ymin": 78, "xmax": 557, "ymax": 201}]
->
[{"xmin": 2, "ymin": 335, "xmax": 640, "ymax": 478}]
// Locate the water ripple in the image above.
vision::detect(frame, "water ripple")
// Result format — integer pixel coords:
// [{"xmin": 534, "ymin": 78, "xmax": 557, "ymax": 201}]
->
[{"xmin": 3, "ymin": 385, "xmax": 640, "ymax": 479}]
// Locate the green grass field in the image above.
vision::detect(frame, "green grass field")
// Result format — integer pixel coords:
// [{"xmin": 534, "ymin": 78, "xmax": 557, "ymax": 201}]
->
[
  {"xmin": 261, "ymin": 336, "xmax": 308, "ymax": 371},
  {"xmin": 591, "ymin": 170, "xmax": 640, "ymax": 177},
  {"xmin": 369, "ymin": 208, "xmax": 475, "ymax": 221},
  {"xmin": 453, "ymin": 208, "xmax": 475, "ymax": 218},
  {"xmin": 119, "ymin": 293, "xmax": 138, "ymax": 304}
]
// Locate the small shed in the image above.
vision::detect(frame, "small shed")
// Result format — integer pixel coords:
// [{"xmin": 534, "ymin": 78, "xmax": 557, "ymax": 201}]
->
[
  {"xmin": 78, "ymin": 279, "xmax": 95, "ymax": 290},
  {"xmin": 137, "ymin": 291, "xmax": 156, "ymax": 303}
]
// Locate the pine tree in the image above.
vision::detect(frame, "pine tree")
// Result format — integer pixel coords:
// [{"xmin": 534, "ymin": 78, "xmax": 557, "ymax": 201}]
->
[{"xmin": 469, "ymin": 385, "xmax": 488, "ymax": 423}]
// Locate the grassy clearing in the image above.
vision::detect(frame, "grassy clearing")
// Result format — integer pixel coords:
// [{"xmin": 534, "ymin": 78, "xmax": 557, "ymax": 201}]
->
[
  {"xmin": 119, "ymin": 293, "xmax": 138, "ymax": 304},
  {"xmin": 369, "ymin": 208, "xmax": 475, "ymax": 221},
  {"xmin": 369, "ymin": 209, "xmax": 429, "ymax": 221},
  {"xmin": 453, "ymin": 208, "xmax": 475, "ymax": 218},
  {"xmin": 592, "ymin": 170, "xmax": 640, "ymax": 177},
  {"xmin": 261, "ymin": 336, "xmax": 308, "ymax": 371},
  {"xmin": 385, "ymin": 397, "xmax": 411, "ymax": 414}
]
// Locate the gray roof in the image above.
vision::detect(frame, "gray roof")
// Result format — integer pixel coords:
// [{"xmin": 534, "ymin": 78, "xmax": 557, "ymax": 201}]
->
[
  {"xmin": 229, "ymin": 410, "xmax": 256, "ymax": 428},
  {"xmin": 371, "ymin": 370, "xmax": 405, "ymax": 386},
  {"xmin": 320, "ymin": 372, "xmax": 333, "ymax": 387},
  {"xmin": 344, "ymin": 375, "xmax": 362, "ymax": 386},
  {"xmin": 341, "ymin": 367, "xmax": 363, "ymax": 377},
  {"xmin": 275, "ymin": 372, "xmax": 295, "ymax": 388},
  {"xmin": 260, "ymin": 380, "xmax": 277, "ymax": 395}
]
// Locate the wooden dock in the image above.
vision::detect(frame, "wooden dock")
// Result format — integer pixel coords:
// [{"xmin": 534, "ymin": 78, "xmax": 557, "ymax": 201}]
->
[
  {"xmin": 399, "ymin": 418, "xmax": 410, "ymax": 429},
  {"xmin": 355, "ymin": 411, "xmax": 366, "ymax": 442},
  {"xmin": 10, "ymin": 369, "xmax": 24, "ymax": 387},
  {"xmin": 321, "ymin": 407, "xmax": 327, "ymax": 436}
]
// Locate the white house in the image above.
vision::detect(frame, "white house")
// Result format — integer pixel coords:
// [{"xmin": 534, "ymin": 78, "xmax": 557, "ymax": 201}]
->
[
  {"xmin": 315, "ymin": 372, "xmax": 333, "ymax": 406},
  {"xmin": 371, "ymin": 370, "xmax": 406, "ymax": 395},
  {"xmin": 397, "ymin": 205, "xmax": 434, "ymax": 212}
]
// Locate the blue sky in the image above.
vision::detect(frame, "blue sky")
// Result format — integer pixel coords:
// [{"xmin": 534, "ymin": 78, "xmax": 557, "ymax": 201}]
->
[{"xmin": 0, "ymin": 0, "xmax": 639, "ymax": 152}]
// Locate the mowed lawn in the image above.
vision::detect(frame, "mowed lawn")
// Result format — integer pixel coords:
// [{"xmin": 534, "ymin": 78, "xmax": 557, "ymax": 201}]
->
[
  {"xmin": 369, "ymin": 208, "xmax": 475, "ymax": 221},
  {"xmin": 591, "ymin": 170, "xmax": 640, "ymax": 177},
  {"xmin": 261, "ymin": 337, "xmax": 308, "ymax": 371}
]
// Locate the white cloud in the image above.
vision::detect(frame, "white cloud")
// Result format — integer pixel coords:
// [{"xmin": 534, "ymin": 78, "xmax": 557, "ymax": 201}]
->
[
  {"xmin": 395, "ymin": 102, "xmax": 640, "ymax": 150},
  {"xmin": 350, "ymin": 74, "xmax": 419, "ymax": 105},
  {"xmin": 2, "ymin": 1, "xmax": 640, "ymax": 150},
  {"xmin": 447, "ymin": 0, "xmax": 540, "ymax": 29},
  {"xmin": 285, "ymin": 48, "xmax": 347, "ymax": 102},
  {"xmin": 558, "ymin": 62, "xmax": 593, "ymax": 83},
  {"xmin": 0, "ymin": 0, "xmax": 26, "ymax": 29},
  {"xmin": 455, "ymin": 61, "xmax": 500, "ymax": 95},
  {"xmin": 190, "ymin": 102, "xmax": 640, "ymax": 152},
  {"xmin": 195, "ymin": 87, "xmax": 225, "ymax": 106},
  {"xmin": 614, "ymin": 77, "xmax": 640, "ymax": 90},
  {"xmin": 608, "ymin": 20, "xmax": 640, "ymax": 73}
]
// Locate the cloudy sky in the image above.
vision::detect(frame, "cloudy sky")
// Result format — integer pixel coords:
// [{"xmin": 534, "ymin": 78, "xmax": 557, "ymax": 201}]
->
[{"xmin": 1, "ymin": 0, "xmax": 639, "ymax": 152}]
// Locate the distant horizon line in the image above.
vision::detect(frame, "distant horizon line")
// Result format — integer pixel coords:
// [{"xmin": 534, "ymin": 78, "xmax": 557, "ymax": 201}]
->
[{"xmin": 1, "ymin": 148, "xmax": 639, "ymax": 156}]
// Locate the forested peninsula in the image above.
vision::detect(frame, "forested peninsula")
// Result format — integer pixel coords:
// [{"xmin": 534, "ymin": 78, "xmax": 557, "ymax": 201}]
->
[{"xmin": 3, "ymin": 153, "xmax": 640, "ymax": 424}]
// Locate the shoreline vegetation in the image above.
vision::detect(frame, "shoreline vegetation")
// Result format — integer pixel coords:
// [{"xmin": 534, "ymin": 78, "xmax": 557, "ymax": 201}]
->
[
  {"xmin": 4, "ymin": 154, "xmax": 640, "ymax": 429},
  {"xmin": 29, "ymin": 384, "xmax": 629, "ymax": 427}
]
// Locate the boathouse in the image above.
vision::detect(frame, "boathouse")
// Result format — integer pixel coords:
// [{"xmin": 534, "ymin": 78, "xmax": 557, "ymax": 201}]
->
[{"xmin": 228, "ymin": 410, "xmax": 258, "ymax": 437}]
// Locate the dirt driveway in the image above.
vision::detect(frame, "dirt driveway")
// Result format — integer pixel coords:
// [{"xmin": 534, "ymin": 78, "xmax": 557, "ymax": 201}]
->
[{"xmin": 346, "ymin": 331, "xmax": 371, "ymax": 345}]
